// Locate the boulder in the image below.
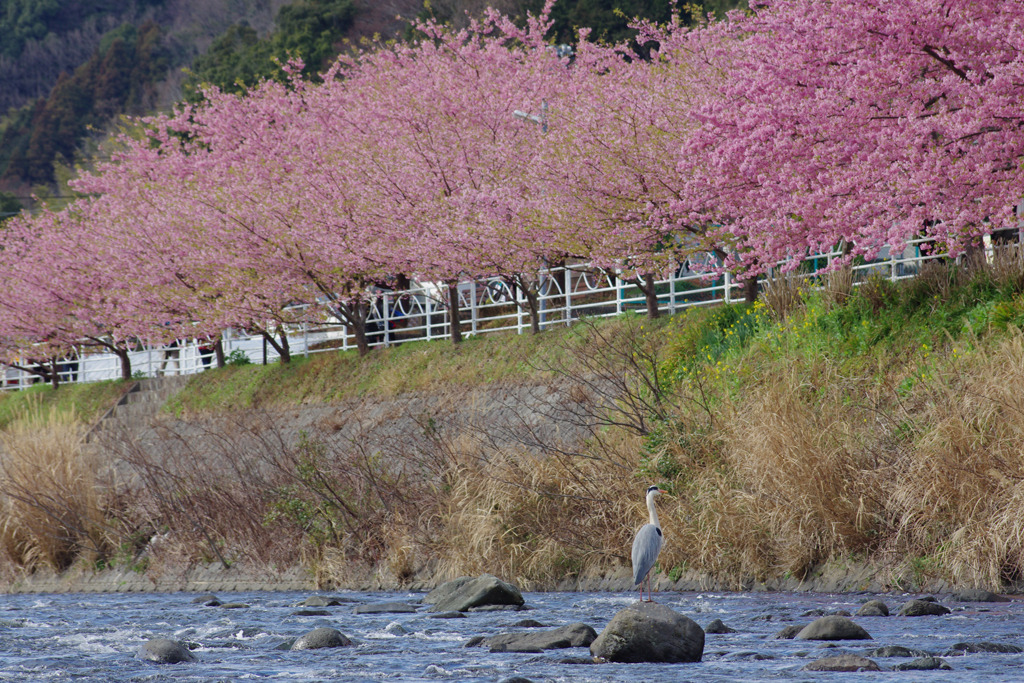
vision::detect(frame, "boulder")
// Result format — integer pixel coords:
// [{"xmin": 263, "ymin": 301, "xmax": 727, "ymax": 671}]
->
[
  {"xmin": 191, "ymin": 594, "xmax": 220, "ymax": 605},
  {"xmin": 898, "ymin": 599, "xmax": 950, "ymax": 616},
  {"xmin": 953, "ymin": 589, "xmax": 1009, "ymax": 603},
  {"xmin": 291, "ymin": 609, "xmax": 330, "ymax": 617},
  {"xmin": 894, "ymin": 656, "xmax": 953, "ymax": 671},
  {"xmin": 590, "ymin": 602, "xmax": 704, "ymax": 663},
  {"xmin": 944, "ymin": 641, "xmax": 1023, "ymax": 655},
  {"xmin": 855, "ymin": 600, "xmax": 889, "ymax": 617},
  {"xmin": 385, "ymin": 621, "xmax": 408, "ymax": 636},
  {"xmin": 137, "ymin": 638, "xmax": 196, "ymax": 664},
  {"xmin": 770, "ymin": 624, "xmax": 806, "ymax": 640},
  {"xmin": 704, "ymin": 618, "xmax": 737, "ymax": 634},
  {"xmin": 428, "ymin": 611, "xmax": 466, "ymax": 619},
  {"xmin": 481, "ymin": 623, "xmax": 597, "ymax": 653},
  {"xmin": 425, "ymin": 574, "xmax": 524, "ymax": 613},
  {"xmin": 298, "ymin": 595, "xmax": 354, "ymax": 607},
  {"xmin": 353, "ymin": 602, "xmax": 418, "ymax": 614},
  {"xmin": 796, "ymin": 616, "xmax": 872, "ymax": 641},
  {"xmin": 802, "ymin": 654, "xmax": 881, "ymax": 672},
  {"xmin": 290, "ymin": 627, "xmax": 352, "ymax": 650}
]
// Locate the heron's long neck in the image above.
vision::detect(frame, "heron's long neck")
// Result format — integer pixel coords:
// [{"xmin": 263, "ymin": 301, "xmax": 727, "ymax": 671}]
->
[{"xmin": 647, "ymin": 494, "xmax": 660, "ymax": 528}]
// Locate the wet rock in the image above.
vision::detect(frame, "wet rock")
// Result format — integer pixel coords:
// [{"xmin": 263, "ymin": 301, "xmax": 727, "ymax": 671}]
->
[
  {"xmin": 894, "ymin": 656, "xmax": 953, "ymax": 671},
  {"xmin": 191, "ymin": 594, "xmax": 220, "ymax": 605},
  {"xmin": 944, "ymin": 641, "xmax": 1023, "ymax": 655},
  {"xmin": 425, "ymin": 574, "xmax": 525, "ymax": 613},
  {"xmin": 481, "ymin": 623, "xmax": 597, "ymax": 653},
  {"xmin": 803, "ymin": 654, "xmax": 881, "ymax": 672},
  {"xmin": 290, "ymin": 627, "xmax": 352, "ymax": 650},
  {"xmin": 297, "ymin": 595, "xmax": 355, "ymax": 607},
  {"xmin": 353, "ymin": 601, "xmax": 418, "ymax": 614},
  {"xmin": 218, "ymin": 602, "xmax": 250, "ymax": 609},
  {"xmin": 856, "ymin": 600, "xmax": 889, "ymax": 617},
  {"xmin": 898, "ymin": 599, "xmax": 951, "ymax": 616},
  {"xmin": 511, "ymin": 619, "xmax": 546, "ymax": 628},
  {"xmin": 428, "ymin": 611, "xmax": 466, "ymax": 619},
  {"xmin": 866, "ymin": 645, "xmax": 931, "ymax": 658},
  {"xmin": 726, "ymin": 651, "xmax": 774, "ymax": 660},
  {"xmin": 138, "ymin": 638, "xmax": 197, "ymax": 664},
  {"xmin": 497, "ymin": 677, "xmax": 535, "ymax": 683},
  {"xmin": 770, "ymin": 624, "xmax": 806, "ymax": 640},
  {"xmin": 704, "ymin": 618, "xmax": 737, "ymax": 634},
  {"xmin": 953, "ymin": 589, "xmax": 1009, "ymax": 603},
  {"xmin": 384, "ymin": 621, "xmax": 408, "ymax": 636},
  {"xmin": 467, "ymin": 604, "xmax": 526, "ymax": 612},
  {"xmin": 590, "ymin": 601, "xmax": 704, "ymax": 663},
  {"xmin": 796, "ymin": 616, "xmax": 872, "ymax": 641},
  {"xmin": 555, "ymin": 656, "xmax": 598, "ymax": 664},
  {"xmin": 801, "ymin": 609, "xmax": 850, "ymax": 617},
  {"xmin": 463, "ymin": 636, "xmax": 485, "ymax": 648},
  {"xmin": 291, "ymin": 609, "xmax": 330, "ymax": 617}
]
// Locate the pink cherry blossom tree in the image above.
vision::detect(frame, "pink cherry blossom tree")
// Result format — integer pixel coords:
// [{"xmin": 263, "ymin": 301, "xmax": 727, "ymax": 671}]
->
[{"xmin": 678, "ymin": 0, "xmax": 1024, "ymax": 274}]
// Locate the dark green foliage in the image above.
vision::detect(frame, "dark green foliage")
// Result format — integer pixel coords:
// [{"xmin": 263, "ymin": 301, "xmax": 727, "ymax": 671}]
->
[
  {"xmin": 0, "ymin": 21, "xmax": 169, "ymax": 186},
  {"xmin": 183, "ymin": 0, "xmax": 355, "ymax": 99},
  {"xmin": 519, "ymin": 0, "xmax": 745, "ymax": 45},
  {"xmin": 0, "ymin": 191, "xmax": 22, "ymax": 221}
]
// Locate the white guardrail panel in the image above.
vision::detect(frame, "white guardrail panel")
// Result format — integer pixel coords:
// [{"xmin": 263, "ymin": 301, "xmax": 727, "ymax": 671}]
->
[{"xmin": 0, "ymin": 240, "xmax": 985, "ymax": 388}]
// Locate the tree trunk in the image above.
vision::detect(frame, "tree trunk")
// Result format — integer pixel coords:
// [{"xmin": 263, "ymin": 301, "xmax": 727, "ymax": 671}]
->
[
  {"xmin": 214, "ymin": 338, "xmax": 225, "ymax": 368},
  {"xmin": 642, "ymin": 273, "xmax": 660, "ymax": 319},
  {"xmin": 447, "ymin": 280, "xmax": 463, "ymax": 344},
  {"xmin": 524, "ymin": 288, "xmax": 541, "ymax": 333},
  {"xmin": 744, "ymin": 276, "xmax": 759, "ymax": 304},
  {"xmin": 49, "ymin": 357, "xmax": 59, "ymax": 389},
  {"xmin": 626, "ymin": 272, "xmax": 661, "ymax": 319},
  {"xmin": 115, "ymin": 347, "xmax": 132, "ymax": 380},
  {"xmin": 261, "ymin": 329, "xmax": 291, "ymax": 363}
]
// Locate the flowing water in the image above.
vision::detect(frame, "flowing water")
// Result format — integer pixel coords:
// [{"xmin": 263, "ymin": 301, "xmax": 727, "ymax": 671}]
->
[{"xmin": 1, "ymin": 589, "xmax": 1022, "ymax": 681}]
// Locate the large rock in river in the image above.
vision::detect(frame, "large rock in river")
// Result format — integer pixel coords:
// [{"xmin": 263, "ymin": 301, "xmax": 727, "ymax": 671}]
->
[
  {"xmin": 290, "ymin": 627, "xmax": 352, "ymax": 650},
  {"xmin": 590, "ymin": 602, "xmax": 704, "ymax": 663},
  {"xmin": 796, "ymin": 616, "xmax": 872, "ymax": 641},
  {"xmin": 898, "ymin": 599, "xmax": 951, "ymax": 616},
  {"xmin": 481, "ymin": 623, "xmax": 597, "ymax": 653},
  {"xmin": 137, "ymin": 638, "xmax": 197, "ymax": 664},
  {"xmin": 425, "ymin": 574, "xmax": 524, "ymax": 612},
  {"xmin": 802, "ymin": 654, "xmax": 881, "ymax": 672}
]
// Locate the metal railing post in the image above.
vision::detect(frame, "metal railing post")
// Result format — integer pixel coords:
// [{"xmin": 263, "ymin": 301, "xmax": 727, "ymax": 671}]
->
[
  {"xmin": 470, "ymin": 282, "xmax": 478, "ymax": 334},
  {"xmin": 564, "ymin": 267, "xmax": 572, "ymax": 326}
]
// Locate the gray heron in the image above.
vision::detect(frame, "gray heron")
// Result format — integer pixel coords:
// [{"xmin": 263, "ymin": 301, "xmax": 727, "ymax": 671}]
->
[{"xmin": 631, "ymin": 485, "xmax": 664, "ymax": 602}]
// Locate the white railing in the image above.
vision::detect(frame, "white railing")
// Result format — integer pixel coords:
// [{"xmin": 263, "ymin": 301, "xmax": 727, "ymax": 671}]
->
[{"xmin": 0, "ymin": 236, "xmax": 995, "ymax": 389}]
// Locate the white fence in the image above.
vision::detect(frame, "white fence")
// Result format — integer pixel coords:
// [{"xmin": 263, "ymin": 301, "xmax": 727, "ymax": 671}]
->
[{"xmin": 0, "ymin": 236, "xmax": 961, "ymax": 389}]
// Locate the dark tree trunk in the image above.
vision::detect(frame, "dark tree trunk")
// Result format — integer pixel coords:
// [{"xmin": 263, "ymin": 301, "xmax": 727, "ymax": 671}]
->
[
  {"xmin": 447, "ymin": 280, "xmax": 463, "ymax": 345},
  {"xmin": 261, "ymin": 330, "xmax": 291, "ymax": 363},
  {"xmin": 214, "ymin": 338, "xmax": 225, "ymax": 368},
  {"xmin": 643, "ymin": 273, "xmax": 660, "ymax": 319},
  {"xmin": 744, "ymin": 276, "xmax": 759, "ymax": 304},
  {"xmin": 626, "ymin": 273, "xmax": 661, "ymax": 319},
  {"xmin": 49, "ymin": 357, "xmax": 59, "ymax": 389},
  {"xmin": 114, "ymin": 347, "xmax": 132, "ymax": 380}
]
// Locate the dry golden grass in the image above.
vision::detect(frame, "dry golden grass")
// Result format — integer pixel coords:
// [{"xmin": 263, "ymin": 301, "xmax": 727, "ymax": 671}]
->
[
  {"xmin": 886, "ymin": 330, "xmax": 1024, "ymax": 586},
  {"xmin": 0, "ymin": 403, "xmax": 111, "ymax": 571},
  {"xmin": 761, "ymin": 271, "xmax": 805, "ymax": 321}
]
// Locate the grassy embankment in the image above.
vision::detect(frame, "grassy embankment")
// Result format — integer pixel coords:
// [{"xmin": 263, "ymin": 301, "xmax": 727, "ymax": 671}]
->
[{"xmin": 3, "ymin": 250, "xmax": 1024, "ymax": 590}]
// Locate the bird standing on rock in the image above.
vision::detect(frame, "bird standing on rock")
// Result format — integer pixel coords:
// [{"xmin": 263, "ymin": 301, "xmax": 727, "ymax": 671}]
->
[{"xmin": 632, "ymin": 485, "xmax": 664, "ymax": 602}]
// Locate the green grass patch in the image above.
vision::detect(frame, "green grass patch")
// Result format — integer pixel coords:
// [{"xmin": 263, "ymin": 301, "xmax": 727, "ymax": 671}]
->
[{"xmin": 0, "ymin": 380, "xmax": 132, "ymax": 429}]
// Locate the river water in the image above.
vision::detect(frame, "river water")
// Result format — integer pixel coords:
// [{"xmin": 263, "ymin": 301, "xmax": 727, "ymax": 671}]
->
[{"xmin": 1, "ymin": 589, "xmax": 1022, "ymax": 681}]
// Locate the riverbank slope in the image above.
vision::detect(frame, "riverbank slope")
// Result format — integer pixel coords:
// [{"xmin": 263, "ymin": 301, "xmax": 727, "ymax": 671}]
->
[{"xmin": 4, "ymin": 255, "xmax": 1024, "ymax": 594}]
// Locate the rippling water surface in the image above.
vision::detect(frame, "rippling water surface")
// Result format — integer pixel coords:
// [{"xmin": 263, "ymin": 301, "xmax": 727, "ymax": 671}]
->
[{"xmin": 1, "ymin": 589, "xmax": 1022, "ymax": 681}]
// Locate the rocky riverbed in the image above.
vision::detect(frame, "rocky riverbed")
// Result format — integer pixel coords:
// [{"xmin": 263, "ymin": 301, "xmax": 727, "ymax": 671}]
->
[{"xmin": 1, "ymin": 574, "xmax": 1022, "ymax": 682}]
